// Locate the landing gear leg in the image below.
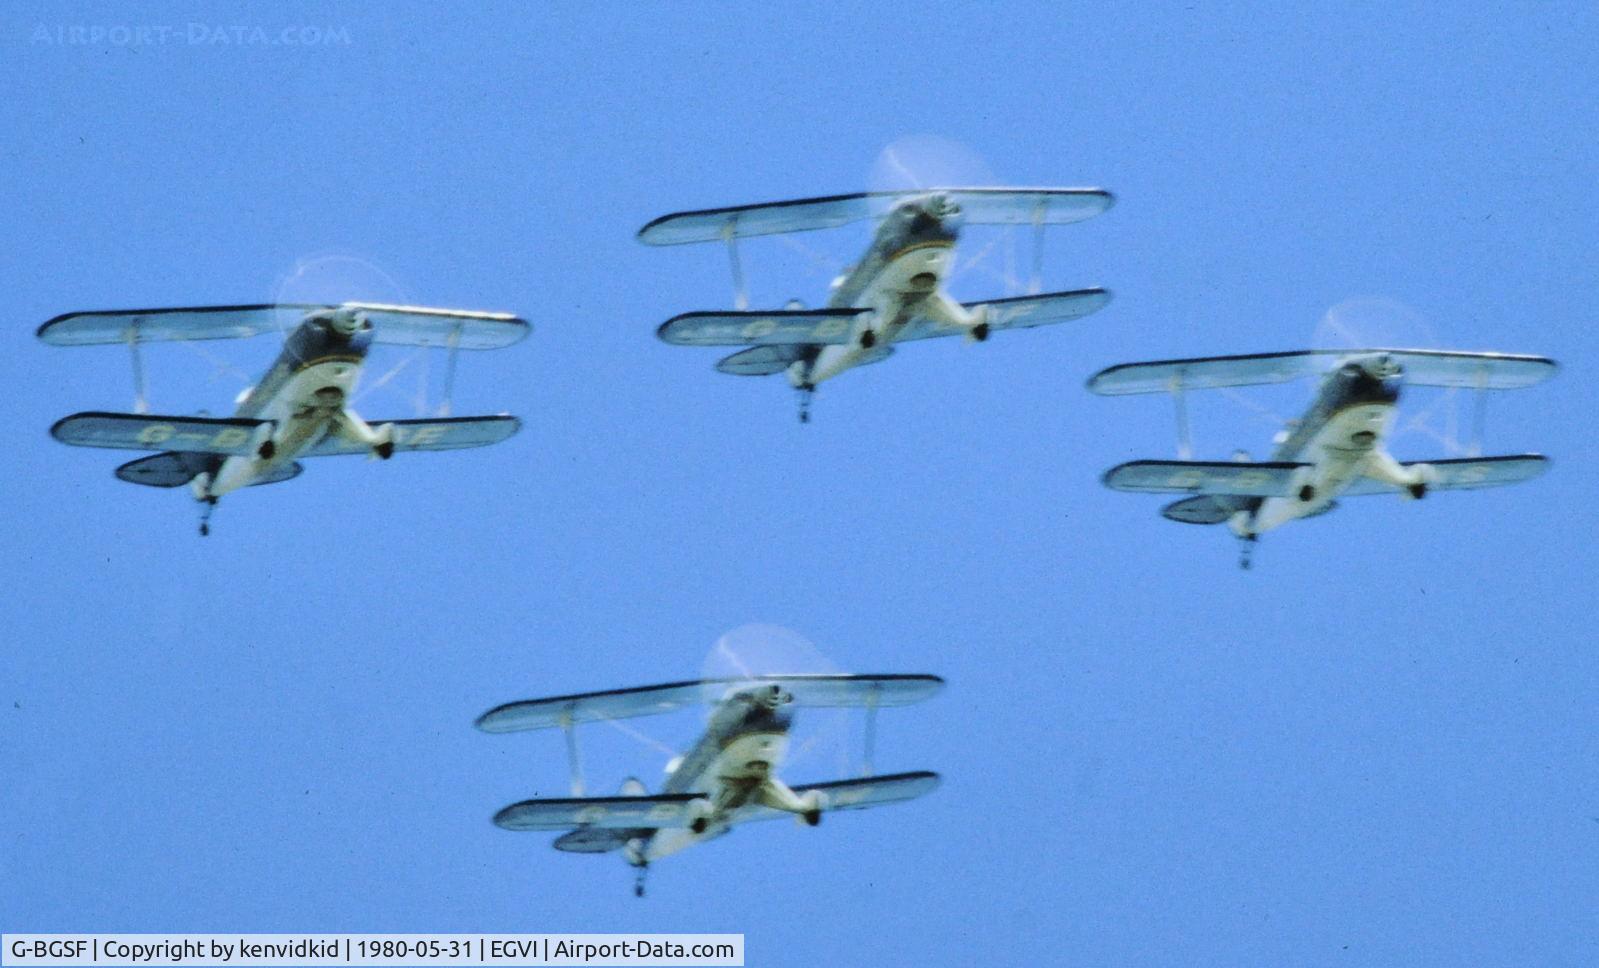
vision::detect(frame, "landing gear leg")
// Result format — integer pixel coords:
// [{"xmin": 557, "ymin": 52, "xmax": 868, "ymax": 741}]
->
[
  {"xmin": 1237, "ymin": 533, "xmax": 1256, "ymax": 571},
  {"xmin": 198, "ymin": 497, "xmax": 218, "ymax": 537},
  {"xmin": 633, "ymin": 865, "xmax": 648, "ymax": 899},
  {"xmin": 796, "ymin": 384, "xmax": 815, "ymax": 424}
]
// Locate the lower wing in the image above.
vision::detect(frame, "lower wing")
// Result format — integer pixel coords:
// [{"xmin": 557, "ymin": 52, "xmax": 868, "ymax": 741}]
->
[
  {"xmin": 52, "ymin": 412, "xmax": 263, "ymax": 455},
  {"xmin": 1343, "ymin": 455, "xmax": 1549, "ymax": 495},
  {"xmin": 659, "ymin": 308, "xmax": 868, "ymax": 347},
  {"xmin": 493, "ymin": 794, "xmax": 700, "ymax": 832},
  {"xmin": 901, "ymin": 288, "xmax": 1111, "ymax": 342},
  {"xmin": 731, "ymin": 771, "xmax": 941, "ymax": 824},
  {"xmin": 1103, "ymin": 460, "xmax": 1306, "ymax": 497},
  {"xmin": 305, "ymin": 415, "xmax": 520, "ymax": 456}
]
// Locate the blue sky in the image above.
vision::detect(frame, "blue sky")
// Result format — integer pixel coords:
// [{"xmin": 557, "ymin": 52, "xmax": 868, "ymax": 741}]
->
[{"xmin": 2, "ymin": 2, "xmax": 1596, "ymax": 964}]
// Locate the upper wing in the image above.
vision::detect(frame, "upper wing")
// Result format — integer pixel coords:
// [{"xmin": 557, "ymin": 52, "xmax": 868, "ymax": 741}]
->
[
  {"xmin": 343, "ymin": 303, "xmax": 530, "ymax": 350},
  {"xmin": 493, "ymin": 794, "xmax": 700, "ymax": 832},
  {"xmin": 1343, "ymin": 455, "xmax": 1549, "ymax": 495},
  {"xmin": 1089, "ymin": 349, "xmax": 1557, "ymax": 395},
  {"xmin": 1103, "ymin": 460, "xmax": 1306, "ymax": 497},
  {"xmin": 51, "ymin": 412, "xmax": 263, "ymax": 455},
  {"xmin": 476, "ymin": 674, "xmax": 944, "ymax": 733},
  {"xmin": 38, "ymin": 303, "xmax": 528, "ymax": 350},
  {"xmin": 38, "ymin": 304, "xmax": 322, "ymax": 345},
  {"xmin": 658, "ymin": 309, "xmax": 867, "ymax": 347},
  {"xmin": 900, "ymin": 288, "xmax": 1112, "ymax": 342},
  {"xmin": 304, "ymin": 415, "xmax": 521, "ymax": 456},
  {"xmin": 638, "ymin": 188, "xmax": 1115, "ymax": 245},
  {"xmin": 1373, "ymin": 350, "xmax": 1557, "ymax": 389},
  {"xmin": 731, "ymin": 771, "xmax": 941, "ymax": 824}
]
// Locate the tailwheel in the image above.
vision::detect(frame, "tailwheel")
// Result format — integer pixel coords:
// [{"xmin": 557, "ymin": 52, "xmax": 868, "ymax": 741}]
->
[
  {"xmin": 859, "ymin": 329, "xmax": 877, "ymax": 349},
  {"xmin": 1297, "ymin": 484, "xmax": 1316, "ymax": 502},
  {"xmin": 374, "ymin": 441, "xmax": 395, "ymax": 460},
  {"xmin": 970, "ymin": 322, "xmax": 990, "ymax": 342},
  {"xmin": 690, "ymin": 817, "xmax": 709, "ymax": 834},
  {"xmin": 1408, "ymin": 482, "xmax": 1427, "ymax": 499},
  {"xmin": 802, "ymin": 808, "xmax": 822, "ymax": 827},
  {"xmin": 257, "ymin": 440, "xmax": 276, "ymax": 460}
]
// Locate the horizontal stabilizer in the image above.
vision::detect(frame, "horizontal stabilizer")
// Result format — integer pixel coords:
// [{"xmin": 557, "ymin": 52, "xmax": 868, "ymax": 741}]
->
[
  {"xmin": 659, "ymin": 308, "xmax": 868, "ymax": 347},
  {"xmin": 113, "ymin": 452, "xmax": 302, "ymax": 488},
  {"xmin": 1104, "ymin": 460, "xmax": 1306, "ymax": 497},
  {"xmin": 39, "ymin": 303, "xmax": 528, "ymax": 349},
  {"xmin": 52, "ymin": 412, "xmax": 264, "ymax": 455},
  {"xmin": 1090, "ymin": 349, "xmax": 1557, "ymax": 395},
  {"xmin": 715, "ymin": 345, "xmax": 808, "ymax": 376},
  {"xmin": 552, "ymin": 828, "xmax": 636, "ymax": 854},
  {"xmin": 1344, "ymin": 455, "xmax": 1549, "ymax": 495},
  {"xmin": 477, "ymin": 674, "xmax": 944, "ymax": 733},
  {"xmin": 902, "ymin": 288, "xmax": 1112, "ymax": 342},
  {"xmin": 1160, "ymin": 494, "xmax": 1248, "ymax": 525},
  {"xmin": 638, "ymin": 188, "xmax": 1115, "ymax": 245},
  {"xmin": 306, "ymin": 415, "xmax": 521, "ymax": 456},
  {"xmin": 731, "ymin": 771, "xmax": 941, "ymax": 823}
]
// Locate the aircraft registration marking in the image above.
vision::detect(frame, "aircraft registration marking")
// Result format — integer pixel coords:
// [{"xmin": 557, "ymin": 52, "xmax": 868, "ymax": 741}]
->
[{"xmin": 135, "ymin": 423, "xmax": 251, "ymax": 450}]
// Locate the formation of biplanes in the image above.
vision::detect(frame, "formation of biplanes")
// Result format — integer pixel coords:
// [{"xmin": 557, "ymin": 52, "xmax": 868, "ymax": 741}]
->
[{"xmin": 36, "ymin": 186, "xmax": 1558, "ymax": 893}]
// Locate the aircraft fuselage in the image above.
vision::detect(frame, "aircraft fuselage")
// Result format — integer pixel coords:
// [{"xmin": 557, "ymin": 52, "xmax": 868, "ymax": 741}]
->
[
  {"xmin": 196, "ymin": 311, "xmax": 379, "ymax": 499},
  {"xmin": 1232, "ymin": 354, "xmax": 1428, "ymax": 536},
  {"xmin": 792, "ymin": 195, "xmax": 977, "ymax": 387},
  {"xmin": 613, "ymin": 685, "xmax": 821, "ymax": 866}
]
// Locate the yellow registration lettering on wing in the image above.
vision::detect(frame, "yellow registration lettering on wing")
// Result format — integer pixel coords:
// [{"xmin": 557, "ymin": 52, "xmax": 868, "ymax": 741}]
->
[
  {"xmin": 136, "ymin": 423, "xmax": 175, "ymax": 445},
  {"xmin": 740, "ymin": 318, "xmax": 778, "ymax": 340},
  {"xmin": 211, "ymin": 427, "xmax": 250, "ymax": 450},
  {"xmin": 813, "ymin": 317, "xmax": 849, "ymax": 339}
]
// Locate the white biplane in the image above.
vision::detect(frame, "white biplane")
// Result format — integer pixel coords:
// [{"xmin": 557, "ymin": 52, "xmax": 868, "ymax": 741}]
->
[
  {"xmin": 640, "ymin": 188, "xmax": 1115, "ymax": 421},
  {"xmin": 40, "ymin": 302, "xmax": 529, "ymax": 534},
  {"xmin": 1089, "ymin": 348, "xmax": 1558, "ymax": 567},
  {"xmin": 477, "ymin": 674, "xmax": 943, "ymax": 896}
]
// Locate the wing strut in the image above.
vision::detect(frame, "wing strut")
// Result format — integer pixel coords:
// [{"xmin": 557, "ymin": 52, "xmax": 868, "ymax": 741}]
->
[
  {"xmin": 437, "ymin": 321, "xmax": 464, "ymax": 417},
  {"xmin": 1169, "ymin": 373, "xmax": 1193, "ymax": 459},
  {"xmin": 559, "ymin": 708, "xmax": 585, "ymax": 797},
  {"xmin": 1028, "ymin": 198, "xmax": 1047, "ymax": 295},
  {"xmin": 722, "ymin": 223, "xmax": 749, "ymax": 310},
  {"xmin": 1468, "ymin": 363, "xmax": 1489, "ymax": 457},
  {"xmin": 126, "ymin": 325, "xmax": 149, "ymax": 414},
  {"xmin": 861, "ymin": 683, "xmax": 880, "ymax": 777}
]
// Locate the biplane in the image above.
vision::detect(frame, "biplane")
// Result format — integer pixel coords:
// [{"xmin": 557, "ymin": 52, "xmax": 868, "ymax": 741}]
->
[
  {"xmin": 40, "ymin": 302, "xmax": 529, "ymax": 534},
  {"xmin": 640, "ymin": 188, "xmax": 1115, "ymax": 421},
  {"xmin": 477, "ymin": 674, "xmax": 943, "ymax": 896},
  {"xmin": 1088, "ymin": 348, "xmax": 1558, "ymax": 567}
]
